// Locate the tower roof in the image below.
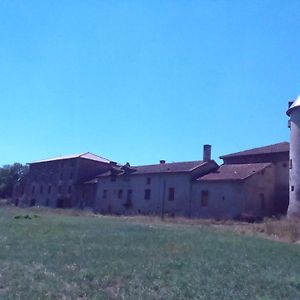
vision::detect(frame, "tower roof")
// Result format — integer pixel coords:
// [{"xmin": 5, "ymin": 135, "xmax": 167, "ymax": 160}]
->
[{"xmin": 287, "ymin": 95, "xmax": 300, "ymax": 116}]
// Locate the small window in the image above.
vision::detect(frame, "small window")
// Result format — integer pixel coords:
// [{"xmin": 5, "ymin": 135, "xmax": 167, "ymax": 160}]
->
[
  {"xmin": 60, "ymin": 173, "xmax": 63, "ymax": 180},
  {"xmin": 222, "ymin": 196, "xmax": 225, "ymax": 201},
  {"xmin": 82, "ymin": 191, "xmax": 85, "ymax": 199},
  {"xmin": 103, "ymin": 190, "xmax": 107, "ymax": 199},
  {"xmin": 68, "ymin": 186, "xmax": 72, "ymax": 193},
  {"xmin": 58, "ymin": 185, "xmax": 62, "ymax": 193},
  {"xmin": 146, "ymin": 178, "xmax": 151, "ymax": 185},
  {"xmin": 40, "ymin": 185, "xmax": 43, "ymax": 194},
  {"xmin": 144, "ymin": 189, "xmax": 151, "ymax": 200},
  {"xmin": 127, "ymin": 189, "xmax": 133, "ymax": 201},
  {"xmin": 118, "ymin": 189, "xmax": 123, "ymax": 199},
  {"xmin": 260, "ymin": 193, "xmax": 265, "ymax": 211},
  {"xmin": 290, "ymin": 159, "xmax": 293, "ymax": 169},
  {"xmin": 32, "ymin": 185, "xmax": 35, "ymax": 194},
  {"xmin": 291, "ymin": 186, "xmax": 295, "ymax": 192},
  {"xmin": 70, "ymin": 173, "xmax": 73, "ymax": 180},
  {"xmin": 201, "ymin": 190, "xmax": 209, "ymax": 207},
  {"xmin": 168, "ymin": 188, "xmax": 175, "ymax": 201},
  {"xmin": 48, "ymin": 185, "xmax": 52, "ymax": 194}
]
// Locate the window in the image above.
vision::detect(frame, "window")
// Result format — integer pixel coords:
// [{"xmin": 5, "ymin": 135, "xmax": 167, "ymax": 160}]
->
[
  {"xmin": 70, "ymin": 173, "xmax": 73, "ymax": 180},
  {"xmin": 146, "ymin": 178, "xmax": 151, "ymax": 185},
  {"xmin": 68, "ymin": 186, "xmax": 72, "ymax": 194},
  {"xmin": 103, "ymin": 190, "xmax": 107, "ymax": 199},
  {"xmin": 40, "ymin": 185, "xmax": 43, "ymax": 194},
  {"xmin": 201, "ymin": 190, "xmax": 209, "ymax": 207},
  {"xmin": 260, "ymin": 193, "xmax": 265, "ymax": 211},
  {"xmin": 292, "ymin": 186, "xmax": 295, "ymax": 192},
  {"xmin": 127, "ymin": 189, "xmax": 133, "ymax": 201},
  {"xmin": 290, "ymin": 159, "xmax": 293, "ymax": 169},
  {"xmin": 60, "ymin": 173, "xmax": 63, "ymax": 180},
  {"xmin": 168, "ymin": 188, "xmax": 175, "ymax": 201},
  {"xmin": 144, "ymin": 189, "xmax": 151, "ymax": 200},
  {"xmin": 48, "ymin": 185, "xmax": 52, "ymax": 194},
  {"xmin": 32, "ymin": 185, "xmax": 35, "ymax": 194},
  {"xmin": 58, "ymin": 185, "xmax": 62, "ymax": 193},
  {"xmin": 118, "ymin": 189, "xmax": 123, "ymax": 199}
]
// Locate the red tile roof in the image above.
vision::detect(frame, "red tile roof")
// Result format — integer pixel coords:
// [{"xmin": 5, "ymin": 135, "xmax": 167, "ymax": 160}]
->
[
  {"xmin": 197, "ymin": 163, "xmax": 272, "ymax": 182},
  {"xmin": 220, "ymin": 142, "xmax": 289, "ymax": 159}
]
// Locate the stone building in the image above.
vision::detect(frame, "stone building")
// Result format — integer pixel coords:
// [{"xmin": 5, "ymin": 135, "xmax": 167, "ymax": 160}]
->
[
  {"xmin": 13, "ymin": 152, "xmax": 113, "ymax": 208},
  {"xmin": 13, "ymin": 142, "xmax": 289, "ymax": 219}
]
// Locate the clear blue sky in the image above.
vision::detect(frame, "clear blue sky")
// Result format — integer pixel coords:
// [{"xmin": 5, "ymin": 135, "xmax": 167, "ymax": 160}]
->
[{"xmin": 0, "ymin": 0, "xmax": 299, "ymax": 166}]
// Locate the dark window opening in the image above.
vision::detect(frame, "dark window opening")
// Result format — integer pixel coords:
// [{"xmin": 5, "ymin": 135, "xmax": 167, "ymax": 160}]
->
[
  {"xmin": 30, "ymin": 199, "xmax": 36, "ymax": 206},
  {"xmin": 68, "ymin": 186, "xmax": 72, "ymax": 193},
  {"xmin": 32, "ymin": 186, "xmax": 35, "ymax": 194},
  {"xmin": 60, "ymin": 173, "xmax": 63, "ymax": 180},
  {"xmin": 290, "ymin": 159, "xmax": 293, "ymax": 170},
  {"xmin": 146, "ymin": 178, "xmax": 151, "ymax": 185},
  {"xmin": 127, "ymin": 189, "xmax": 133, "ymax": 201},
  {"xmin": 103, "ymin": 190, "xmax": 107, "ymax": 199},
  {"xmin": 118, "ymin": 189, "xmax": 123, "ymax": 199},
  {"xmin": 48, "ymin": 185, "xmax": 52, "ymax": 194},
  {"xmin": 201, "ymin": 190, "xmax": 209, "ymax": 207},
  {"xmin": 292, "ymin": 186, "xmax": 295, "ymax": 192},
  {"xmin": 70, "ymin": 173, "xmax": 73, "ymax": 180},
  {"xmin": 222, "ymin": 196, "xmax": 225, "ymax": 201},
  {"xmin": 138, "ymin": 209, "xmax": 141, "ymax": 214},
  {"xmin": 168, "ymin": 188, "xmax": 175, "ymax": 201},
  {"xmin": 40, "ymin": 185, "xmax": 43, "ymax": 194},
  {"xmin": 144, "ymin": 189, "xmax": 151, "ymax": 200},
  {"xmin": 58, "ymin": 186, "xmax": 62, "ymax": 193},
  {"xmin": 260, "ymin": 193, "xmax": 265, "ymax": 211}
]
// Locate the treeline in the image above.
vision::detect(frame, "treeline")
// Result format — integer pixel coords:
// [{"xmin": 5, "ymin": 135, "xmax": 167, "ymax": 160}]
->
[{"xmin": 0, "ymin": 163, "xmax": 28, "ymax": 199}]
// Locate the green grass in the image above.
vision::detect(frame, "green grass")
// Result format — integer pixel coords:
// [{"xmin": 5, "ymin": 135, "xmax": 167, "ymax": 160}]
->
[{"xmin": 0, "ymin": 207, "xmax": 300, "ymax": 299}]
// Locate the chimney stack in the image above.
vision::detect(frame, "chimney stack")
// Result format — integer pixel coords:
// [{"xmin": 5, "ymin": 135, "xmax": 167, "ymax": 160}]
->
[
  {"xmin": 160, "ymin": 160, "xmax": 166, "ymax": 164},
  {"xmin": 203, "ymin": 144, "xmax": 212, "ymax": 162}
]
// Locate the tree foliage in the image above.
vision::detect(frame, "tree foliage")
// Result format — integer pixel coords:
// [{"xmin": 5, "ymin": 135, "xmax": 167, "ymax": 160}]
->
[{"xmin": 0, "ymin": 163, "xmax": 28, "ymax": 199}]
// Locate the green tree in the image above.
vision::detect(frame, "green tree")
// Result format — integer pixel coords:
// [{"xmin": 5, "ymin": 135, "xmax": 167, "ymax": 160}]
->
[{"xmin": 0, "ymin": 163, "xmax": 28, "ymax": 199}]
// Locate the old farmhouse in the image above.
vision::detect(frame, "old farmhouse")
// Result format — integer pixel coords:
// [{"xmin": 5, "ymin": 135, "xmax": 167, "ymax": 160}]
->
[{"xmin": 13, "ymin": 142, "xmax": 289, "ymax": 219}]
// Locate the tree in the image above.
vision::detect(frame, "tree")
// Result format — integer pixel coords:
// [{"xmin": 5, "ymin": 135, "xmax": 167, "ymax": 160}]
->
[{"xmin": 0, "ymin": 163, "xmax": 28, "ymax": 199}]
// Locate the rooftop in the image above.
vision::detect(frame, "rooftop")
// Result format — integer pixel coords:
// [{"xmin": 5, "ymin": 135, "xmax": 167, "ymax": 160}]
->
[
  {"xmin": 30, "ymin": 152, "xmax": 111, "ymax": 164},
  {"xmin": 197, "ymin": 163, "xmax": 272, "ymax": 182},
  {"xmin": 220, "ymin": 142, "xmax": 289, "ymax": 159}
]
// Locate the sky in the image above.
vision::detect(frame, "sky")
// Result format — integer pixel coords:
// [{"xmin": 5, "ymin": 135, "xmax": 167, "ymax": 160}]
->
[{"xmin": 0, "ymin": 0, "xmax": 299, "ymax": 166}]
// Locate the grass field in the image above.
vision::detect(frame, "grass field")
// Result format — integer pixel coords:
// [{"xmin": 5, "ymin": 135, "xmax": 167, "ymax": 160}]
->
[{"xmin": 1, "ymin": 206, "xmax": 300, "ymax": 299}]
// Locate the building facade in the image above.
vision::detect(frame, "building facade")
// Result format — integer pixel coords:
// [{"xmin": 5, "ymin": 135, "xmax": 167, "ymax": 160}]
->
[{"xmin": 13, "ymin": 143, "xmax": 289, "ymax": 219}]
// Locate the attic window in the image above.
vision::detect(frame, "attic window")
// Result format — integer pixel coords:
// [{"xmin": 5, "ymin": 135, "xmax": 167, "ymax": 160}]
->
[{"xmin": 291, "ymin": 186, "xmax": 295, "ymax": 192}]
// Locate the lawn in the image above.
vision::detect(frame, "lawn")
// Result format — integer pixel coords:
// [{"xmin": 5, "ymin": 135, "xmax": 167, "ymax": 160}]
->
[{"xmin": 0, "ymin": 206, "xmax": 300, "ymax": 299}]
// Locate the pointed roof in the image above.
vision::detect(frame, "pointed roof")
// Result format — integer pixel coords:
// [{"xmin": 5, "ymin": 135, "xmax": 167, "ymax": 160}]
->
[
  {"xmin": 287, "ymin": 95, "xmax": 300, "ymax": 116},
  {"xmin": 29, "ymin": 152, "xmax": 111, "ymax": 164},
  {"xmin": 220, "ymin": 142, "xmax": 289, "ymax": 159}
]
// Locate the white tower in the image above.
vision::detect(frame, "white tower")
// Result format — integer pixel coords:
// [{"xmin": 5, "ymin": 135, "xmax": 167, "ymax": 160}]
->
[{"xmin": 287, "ymin": 95, "xmax": 300, "ymax": 218}]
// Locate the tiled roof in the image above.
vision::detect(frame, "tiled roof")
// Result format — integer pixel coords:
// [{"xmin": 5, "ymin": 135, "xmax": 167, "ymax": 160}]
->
[
  {"xmin": 220, "ymin": 142, "xmax": 289, "ymax": 159},
  {"xmin": 197, "ymin": 163, "xmax": 272, "ymax": 182},
  {"xmin": 132, "ymin": 160, "xmax": 207, "ymax": 174},
  {"xmin": 95, "ymin": 160, "xmax": 211, "ymax": 178},
  {"xmin": 30, "ymin": 152, "xmax": 111, "ymax": 164}
]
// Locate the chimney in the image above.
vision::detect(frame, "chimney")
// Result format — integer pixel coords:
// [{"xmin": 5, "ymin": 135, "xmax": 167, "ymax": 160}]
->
[
  {"xmin": 203, "ymin": 144, "xmax": 212, "ymax": 162},
  {"xmin": 160, "ymin": 160, "xmax": 166, "ymax": 164}
]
